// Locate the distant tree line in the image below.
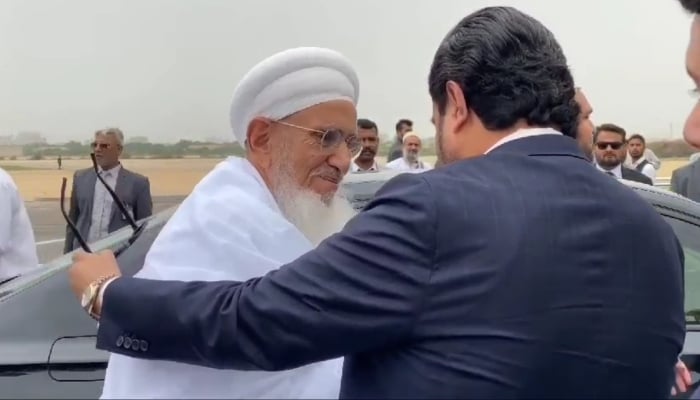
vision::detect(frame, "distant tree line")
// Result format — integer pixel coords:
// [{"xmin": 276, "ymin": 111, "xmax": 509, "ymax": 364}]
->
[
  {"xmin": 22, "ymin": 140, "xmax": 246, "ymax": 159},
  {"xmin": 16, "ymin": 137, "xmax": 697, "ymax": 160},
  {"xmin": 647, "ymin": 140, "xmax": 699, "ymax": 158}
]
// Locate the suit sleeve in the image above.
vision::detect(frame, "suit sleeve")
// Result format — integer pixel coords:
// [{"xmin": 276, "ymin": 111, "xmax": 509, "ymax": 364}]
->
[
  {"xmin": 670, "ymin": 169, "xmax": 686, "ymax": 196},
  {"xmin": 134, "ymin": 177, "xmax": 153, "ymax": 220},
  {"xmin": 63, "ymin": 172, "xmax": 79, "ymax": 254},
  {"xmin": 96, "ymin": 173, "xmax": 436, "ymax": 370},
  {"xmin": 670, "ymin": 170, "xmax": 679, "ymax": 193}
]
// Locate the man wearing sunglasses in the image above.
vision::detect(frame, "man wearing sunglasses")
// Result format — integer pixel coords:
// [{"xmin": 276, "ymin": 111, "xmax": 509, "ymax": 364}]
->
[
  {"xmin": 63, "ymin": 128, "xmax": 153, "ymax": 254},
  {"xmin": 592, "ymin": 123, "xmax": 653, "ymax": 185},
  {"xmin": 96, "ymin": 47, "xmax": 359, "ymax": 399}
]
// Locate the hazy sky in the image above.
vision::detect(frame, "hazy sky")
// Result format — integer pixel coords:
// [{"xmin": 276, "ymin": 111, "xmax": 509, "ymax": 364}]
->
[{"xmin": 1, "ymin": 0, "xmax": 695, "ymax": 143}]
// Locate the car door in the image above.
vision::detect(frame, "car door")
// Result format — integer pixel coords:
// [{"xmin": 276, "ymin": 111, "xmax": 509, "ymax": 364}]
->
[{"xmin": 663, "ymin": 214, "xmax": 700, "ymax": 398}]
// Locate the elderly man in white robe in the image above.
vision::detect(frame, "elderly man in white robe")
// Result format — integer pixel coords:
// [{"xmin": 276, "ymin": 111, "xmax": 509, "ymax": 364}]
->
[
  {"xmin": 385, "ymin": 131, "xmax": 433, "ymax": 172},
  {"xmin": 100, "ymin": 47, "xmax": 361, "ymax": 399}
]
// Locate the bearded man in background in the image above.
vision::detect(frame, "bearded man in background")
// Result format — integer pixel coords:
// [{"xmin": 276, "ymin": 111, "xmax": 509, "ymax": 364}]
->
[{"xmin": 99, "ymin": 47, "xmax": 360, "ymax": 399}]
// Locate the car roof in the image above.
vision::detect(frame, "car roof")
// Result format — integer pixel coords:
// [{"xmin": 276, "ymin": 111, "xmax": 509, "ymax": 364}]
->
[{"xmin": 345, "ymin": 170, "xmax": 700, "ymax": 220}]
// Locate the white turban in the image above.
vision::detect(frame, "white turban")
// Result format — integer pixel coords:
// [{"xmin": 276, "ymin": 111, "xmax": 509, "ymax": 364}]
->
[{"xmin": 229, "ymin": 47, "xmax": 360, "ymax": 144}]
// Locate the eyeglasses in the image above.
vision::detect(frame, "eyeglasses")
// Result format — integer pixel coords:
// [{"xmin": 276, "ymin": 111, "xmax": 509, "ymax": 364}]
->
[
  {"xmin": 595, "ymin": 142, "xmax": 623, "ymax": 150},
  {"xmin": 272, "ymin": 120, "xmax": 361, "ymax": 156},
  {"xmin": 90, "ymin": 142, "xmax": 111, "ymax": 149},
  {"xmin": 60, "ymin": 153, "xmax": 145, "ymax": 256}
]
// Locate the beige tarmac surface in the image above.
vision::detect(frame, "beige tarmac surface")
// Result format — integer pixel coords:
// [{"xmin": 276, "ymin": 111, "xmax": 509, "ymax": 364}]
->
[{"xmin": 1, "ymin": 156, "xmax": 689, "ymax": 202}]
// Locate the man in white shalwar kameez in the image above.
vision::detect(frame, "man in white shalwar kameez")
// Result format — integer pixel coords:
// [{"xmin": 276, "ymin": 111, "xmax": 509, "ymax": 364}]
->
[
  {"xmin": 100, "ymin": 47, "xmax": 361, "ymax": 399},
  {"xmin": 385, "ymin": 131, "xmax": 433, "ymax": 172}
]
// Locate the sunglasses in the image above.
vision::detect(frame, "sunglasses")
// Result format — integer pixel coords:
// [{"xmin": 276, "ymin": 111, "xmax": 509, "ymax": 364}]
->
[
  {"xmin": 272, "ymin": 120, "xmax": 361, "ymax": 156},
  {"xmin": 60, "ymin": 153, "xmax": 145, "ymax": 256},
  {"xmin": 90, "ymin": 142, "xmax": 111, "ymax": 149},
  {"xmin": 596, "ymin": 142, "xmax": 624, "ymax": 150}
]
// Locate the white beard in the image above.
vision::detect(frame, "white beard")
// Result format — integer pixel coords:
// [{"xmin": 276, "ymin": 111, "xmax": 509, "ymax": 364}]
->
[
  {"xmin": 277, "ymin": 187, "xmax": 357, "ymax": 246},
  {"xmin": 270, "ymin": 164, "xmax": 357, "ymax": 246}
]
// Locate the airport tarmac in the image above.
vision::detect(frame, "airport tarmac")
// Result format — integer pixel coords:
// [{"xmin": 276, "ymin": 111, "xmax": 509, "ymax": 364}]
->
[{"xmin": 28, "ymin": 196, "xmax": 185, "ymax": 264}]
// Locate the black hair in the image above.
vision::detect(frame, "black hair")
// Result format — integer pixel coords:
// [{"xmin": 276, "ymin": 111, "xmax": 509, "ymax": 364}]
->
[
  {"xmin": 679, "ymin": 0, "xmax": 700, "ymax": 13},
  {"xmin": 428, "ymin": 6, "xmax": 580, "ymax": 138},
  {"xmin": 357, "ymin": 118, "xmax": 378, "ymax": 132},
  {"xmin": 395, "ymin": 119, "xmax": 413, "ymax": 132},
  {"xmin": 627, "ymin": 133, "xmax": 645, "ymax": 144},
  {"xmin": 594, "ymin": 123, "xmax": 627, "ymax": 142}
]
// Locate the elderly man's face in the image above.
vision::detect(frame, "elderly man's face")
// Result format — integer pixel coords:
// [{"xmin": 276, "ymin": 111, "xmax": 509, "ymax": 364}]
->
[
  {"xmin": 268, "ymin": 100, "xmax": 358, "ymax": 201},
  {"xmin": 685, "ymin": 16, "xmax": 700, "ymax": 148},
  {"xmin": 92, "ymin": 132, "xmax": 122, "ymax": 169},
  {"xmin": 403, "ymin": 135, "xmax": 422, "ymax": 162}
]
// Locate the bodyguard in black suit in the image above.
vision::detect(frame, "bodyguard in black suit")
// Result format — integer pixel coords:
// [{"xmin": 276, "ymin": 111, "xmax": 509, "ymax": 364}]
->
[
  {"xmin": 592, "ymin": 123, "xmax": 653, "ymax": 185},
  {"xmin": 69, "ymin": 7, "xmax": 685, "ymax": 399}
]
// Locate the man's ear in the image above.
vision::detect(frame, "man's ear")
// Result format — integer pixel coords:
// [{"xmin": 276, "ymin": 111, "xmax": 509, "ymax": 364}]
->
[
  {"xmin": 446, "ymin": 81, "xmax": 469, "ymax": 132},
  {"xmin": 246, "ymin": 118, "xmax": 273, "ymax": 154}
]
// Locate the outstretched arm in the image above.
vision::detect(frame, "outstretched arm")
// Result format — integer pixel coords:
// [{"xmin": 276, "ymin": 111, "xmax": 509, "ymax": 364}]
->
[{"xmin": 96, "ymin": 173, "xmax": 436, "ymax": 371}]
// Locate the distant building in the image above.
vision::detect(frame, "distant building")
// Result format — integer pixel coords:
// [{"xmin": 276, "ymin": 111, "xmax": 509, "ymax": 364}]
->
[
  {"xmin": 205, "ymin": 136, "xmax": 232, "ymax": 144},
  {"xmin": 14, "ymin": 131, "xmax": 47, "ymax": 145}
]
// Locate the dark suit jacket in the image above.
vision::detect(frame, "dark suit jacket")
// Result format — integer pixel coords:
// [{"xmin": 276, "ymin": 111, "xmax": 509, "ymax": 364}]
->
[
  {"xmin": 621, "ymin": 166, "xmax": 653, "ymax": 185},
  {"xmin": 386, "ymin": 138, "xmax": 403, "ymax": 163},
  {"xmin": 63, "ymin": 165, "xmax": 152, "ymax": 253},
  {"xmin": 671, "ymin": 161, "xmax": 700, "ymax": 202},
  {"xmin": 96, "ymin": 135, "xmax": 685, "ymax": 399}
]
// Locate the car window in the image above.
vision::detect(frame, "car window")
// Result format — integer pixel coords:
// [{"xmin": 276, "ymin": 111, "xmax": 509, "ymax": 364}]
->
[
  {"xmin": 663, "ymin": 216, "xmax": 700, "ymax": 324},
  {"xmin": 342, "ymin": 180, "xmax": 388, "ymax": 211}
]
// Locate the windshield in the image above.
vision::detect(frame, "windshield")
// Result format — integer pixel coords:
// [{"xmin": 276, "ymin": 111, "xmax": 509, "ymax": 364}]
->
[{"xmin": 663, "ymin": 216, "xmax": 700, "ymax": 324}]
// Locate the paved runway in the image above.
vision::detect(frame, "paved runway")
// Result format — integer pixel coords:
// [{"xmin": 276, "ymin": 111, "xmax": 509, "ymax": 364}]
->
[{"xmin": 28, "ymin": 196, "xmax": 185, "ymax": 263}]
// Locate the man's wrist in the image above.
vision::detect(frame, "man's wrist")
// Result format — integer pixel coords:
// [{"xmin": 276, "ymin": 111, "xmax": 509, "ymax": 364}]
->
[{"xmin": 93, "ymin": 276, "xmax": 119, "ymax": 318}]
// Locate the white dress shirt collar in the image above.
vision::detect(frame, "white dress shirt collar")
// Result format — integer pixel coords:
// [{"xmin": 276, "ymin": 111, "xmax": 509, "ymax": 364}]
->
[
  {"xmin": 484, "ymin": 127, "xmax": 562, "ymax": 154},
  {"xmin": 351, "ymin": 160, "xmax": 379, "ymax": 172},
  {"xmin": 596, "ymin": 163, "xmax": 622, "ymax": 178}
]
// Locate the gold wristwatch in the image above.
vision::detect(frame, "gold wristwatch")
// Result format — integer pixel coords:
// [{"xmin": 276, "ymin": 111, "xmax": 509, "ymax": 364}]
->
[{"xmin": 80, "ymin": 274, "xmax": 117, "ymax": 320}]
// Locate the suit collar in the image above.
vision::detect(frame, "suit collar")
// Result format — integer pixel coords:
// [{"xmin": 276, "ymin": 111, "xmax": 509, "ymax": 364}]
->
[
  {"xmin": 595, "ymin": 163, "xmax": 622, "ymax": 178},
  {"xmin": 487, "ymin": 132, "xmax": 588, "ymax": 161}
]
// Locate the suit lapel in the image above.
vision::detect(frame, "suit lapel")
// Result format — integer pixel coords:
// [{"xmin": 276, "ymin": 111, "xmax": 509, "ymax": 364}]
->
[
  {"xmin": 83, "ymin": 170, "xmax": 98, "ymax": 231},
  {"xmin": 109, "ymin": 169, "xmax": 130, "ymax": 227}
]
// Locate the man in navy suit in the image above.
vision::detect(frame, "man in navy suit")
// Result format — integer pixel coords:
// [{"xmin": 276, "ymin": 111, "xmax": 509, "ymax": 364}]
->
[{"xmin": 69, "ymin": 6, "xmax": 685, "ymax": 398}]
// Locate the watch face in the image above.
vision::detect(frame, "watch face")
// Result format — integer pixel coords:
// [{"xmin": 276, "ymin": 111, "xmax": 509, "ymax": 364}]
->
[{"xmin": 80, "ymin": 284, "xmax": 96, "ymax": 309}]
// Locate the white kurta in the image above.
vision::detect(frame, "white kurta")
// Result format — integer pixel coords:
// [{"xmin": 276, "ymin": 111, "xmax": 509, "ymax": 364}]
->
[
  {"xmin": 385, "ymin": 157, "xmax": 432, "ymax": 172},
  {"xmin": 100, "ymin": 157, "xmax": 343, "ymax": 399}
]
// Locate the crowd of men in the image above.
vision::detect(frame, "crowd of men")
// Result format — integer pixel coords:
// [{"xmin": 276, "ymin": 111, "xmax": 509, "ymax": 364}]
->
[
  {"xmin": 1, "ymin": 1, "xmax": 700, "ymax": 398},
  {"xmin": 348, "ymin": 116, "xmax": 696, "ymax": 194}
]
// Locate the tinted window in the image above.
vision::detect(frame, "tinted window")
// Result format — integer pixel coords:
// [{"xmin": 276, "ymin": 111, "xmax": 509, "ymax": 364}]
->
[
  {"xmin": 342, "ymin": 180, "xmax": 388, "ymax": 211},
  {"xmin": 664, "ymin": 216, "xmax": 700, "ymax": 324}
]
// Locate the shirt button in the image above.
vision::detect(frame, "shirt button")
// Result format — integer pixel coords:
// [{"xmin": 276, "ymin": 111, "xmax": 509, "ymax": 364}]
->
[
  {"xmin": 123, "ymin": 337, "xmax": 132, "ymax": 349},
  {"xmin": 116, "ymin": 335, "xmax": 124, "ymax": 347},
  {"xmin": 140, "ymin": 340, "xmax": 149, "ymax": 352},
  {"xmin": 131, "ymin": 339, "xmax": 140, "ymax": 351}
]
